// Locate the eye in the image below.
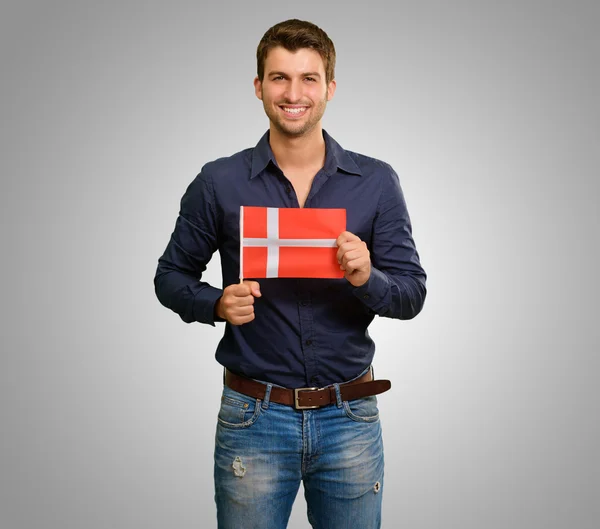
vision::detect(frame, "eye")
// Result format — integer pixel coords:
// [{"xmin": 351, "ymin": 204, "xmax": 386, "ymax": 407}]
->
[
  {"xmin": 305, "ymin": 77, "xmax": 316, "ymax": 82},
  {"xmin": 272, "ymin": 76, "xmax": 284, "ymax": 81}
]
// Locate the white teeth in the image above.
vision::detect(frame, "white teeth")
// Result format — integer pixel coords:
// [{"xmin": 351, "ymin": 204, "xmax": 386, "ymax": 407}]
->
[{"xmin": 282, "ymin": 107, "xmax": 307, "ymax": 114}]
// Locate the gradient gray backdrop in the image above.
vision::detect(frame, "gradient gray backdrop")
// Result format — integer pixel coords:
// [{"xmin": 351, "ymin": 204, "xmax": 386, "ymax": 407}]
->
[{"xmin": 1, "ymin": 1, "xmax": 599, "ymax": 528}]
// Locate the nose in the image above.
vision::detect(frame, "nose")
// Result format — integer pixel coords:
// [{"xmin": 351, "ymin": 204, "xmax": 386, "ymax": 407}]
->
[{"xmin": 284, "ymin": 78, "xmax": 302, "ymax": 103}]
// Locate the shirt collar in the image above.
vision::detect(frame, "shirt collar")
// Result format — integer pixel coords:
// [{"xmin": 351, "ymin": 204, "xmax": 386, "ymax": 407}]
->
[{"xmin": 250, "ymin": 129, "xmax": 362, "ymax": 179}]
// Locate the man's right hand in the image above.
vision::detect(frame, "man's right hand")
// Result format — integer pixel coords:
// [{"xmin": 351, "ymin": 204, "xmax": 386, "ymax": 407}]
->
[{"xmin": 215, "ymin": 281, "xmax": 261, "ymax": 325}]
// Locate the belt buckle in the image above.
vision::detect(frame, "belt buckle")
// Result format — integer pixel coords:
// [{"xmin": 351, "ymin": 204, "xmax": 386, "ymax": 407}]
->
[{"xmin": 294, "ymin": 387, "xmax": 320, "ymax": 410}]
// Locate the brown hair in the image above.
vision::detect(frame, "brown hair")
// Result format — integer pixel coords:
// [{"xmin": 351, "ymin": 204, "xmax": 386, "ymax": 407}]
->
[{"xmin": 256, "ymin": 19, "xmax": 336, "ymax": 84}]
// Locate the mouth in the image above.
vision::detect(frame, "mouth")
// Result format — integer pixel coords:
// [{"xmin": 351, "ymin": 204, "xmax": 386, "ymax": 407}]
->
[{"xmin": 279, "ymin": 105, "xmax": 309, "ymax": 118}]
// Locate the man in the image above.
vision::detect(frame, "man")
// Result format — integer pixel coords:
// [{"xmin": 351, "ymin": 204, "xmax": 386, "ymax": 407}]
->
[{"xmin": 154, "ymin": 18, "xmax": 426, "ymax": 529}]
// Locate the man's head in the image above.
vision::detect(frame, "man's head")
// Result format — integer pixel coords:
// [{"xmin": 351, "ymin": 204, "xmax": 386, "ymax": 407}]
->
[
  {"xmin": 254, "ymin": 19, "xmax": 337, "ymax": 138},
  {"xmin": 256, "ymin": 19, "xmax": 336, "ymax": 84}
]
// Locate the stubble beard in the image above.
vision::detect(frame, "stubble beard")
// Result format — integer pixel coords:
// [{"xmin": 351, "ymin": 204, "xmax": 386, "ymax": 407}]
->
[{"xmin": 263, "ymin": 89, "xmax": 328, "ymax": 138}]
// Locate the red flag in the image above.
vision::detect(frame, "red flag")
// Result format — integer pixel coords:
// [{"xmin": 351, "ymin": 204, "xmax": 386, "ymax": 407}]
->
[{"xmin": 240, "ymin": 206, "xmax": 346, "ymax": 279}]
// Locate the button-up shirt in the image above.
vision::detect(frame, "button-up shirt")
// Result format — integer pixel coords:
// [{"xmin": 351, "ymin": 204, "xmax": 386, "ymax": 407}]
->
[{"xmin": 154, "ymin": 129, "xmax": 427, "ymax": 388}]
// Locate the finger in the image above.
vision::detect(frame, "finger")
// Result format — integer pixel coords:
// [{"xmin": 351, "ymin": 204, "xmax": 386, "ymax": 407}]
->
[
  {"xmin": 341, "ymin": 248, "xmax": 366, "ymax": 266},
  {"xmin": 339, "ymin": 245, "xmax": 367, "ymax": 267},
  {"xmin": 232, "ymin": 312, "xmax": 256, "ymax": 326},
  {"xmin": 345, "ymin": 257, "xmax": 370, "ymax": 273},
  {"xmin": 232, "ymin": 305, "xmax": 255, "ymax": 317},
  {"xmin": 234, "ymin": 295, "xmax": 255, "ymax": 307},
  {"xmin": 228, "ymin": 283, "xmax": 253, "ymax": 297},
  {"xmin": 336, "ymin": 231, "xmax": 360, "ymax": 246},
  {"xmin": 338, "ymin": 243, "xmax": 360, "ymax": 259},
  {"xmin": 336, "ymin": 241, "xmax": 360, "ymax": 263},
  {"xmin": 244, "ymin": 280, "xmax": 262, "ymax": 297},
  {"xmin": 222, "ymin": 293, "xmax": 254, "ymax": 308}
]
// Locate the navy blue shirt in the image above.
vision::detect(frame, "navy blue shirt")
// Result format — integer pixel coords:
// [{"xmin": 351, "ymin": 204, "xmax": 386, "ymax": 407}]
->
[{"xmin": 154, "ymin": 130, "xmax": 426, "ymax": 388}]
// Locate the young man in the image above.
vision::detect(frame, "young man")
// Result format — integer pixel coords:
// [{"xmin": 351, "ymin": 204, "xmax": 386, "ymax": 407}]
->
[{"xmin": 154, "ymin": 19, "xmax": 426, "ymax": 529}]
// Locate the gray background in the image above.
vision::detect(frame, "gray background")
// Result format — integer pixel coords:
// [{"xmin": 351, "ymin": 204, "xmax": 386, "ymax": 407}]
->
[{"xmin": 1, "ymin": 0, "xmax": 599, "ymax": 528}]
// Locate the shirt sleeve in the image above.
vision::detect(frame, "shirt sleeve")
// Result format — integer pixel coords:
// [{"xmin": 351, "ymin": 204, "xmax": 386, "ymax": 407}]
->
[
  {"xmin": 153, "ymin": 166, "xmax": 224, "ymax": 326},
  {"xmin": 352, "ymin": 165, "xmax": 427, "ymax": 319}
]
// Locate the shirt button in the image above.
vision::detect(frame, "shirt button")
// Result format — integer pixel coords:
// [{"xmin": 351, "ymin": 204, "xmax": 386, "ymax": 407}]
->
[
  {"xmin": 363, "ymin": 294, "xmax": 370, "ymax": 299},
  {"xmin": 285, "ymin": 186, "xmax": 291, "ymax": 194},
  {"xmin": 310, "ymin": 376, "xmax": 318, "ymax": 384},
  {"xmin": 305, "ymin": 340, "xmax": 312, "ymax": 346},
  {"xmin": 300, "ymin": 301, "xmax": 308, "ymax": 306}
]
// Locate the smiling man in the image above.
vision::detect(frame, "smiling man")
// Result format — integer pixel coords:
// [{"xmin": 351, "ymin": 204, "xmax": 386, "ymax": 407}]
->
[
  {"xmin": 154, "ymin": 19, "xmax": 427, "ymax": 529},
  {"xmin": 256, "ymin": 46, "xmax": 333, "ymax": 140}
]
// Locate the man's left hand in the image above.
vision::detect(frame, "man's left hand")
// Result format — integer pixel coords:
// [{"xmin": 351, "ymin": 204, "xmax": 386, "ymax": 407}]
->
[{"xmin": 336, "ymin": 231, "xmax": 371, "ymax": 287}]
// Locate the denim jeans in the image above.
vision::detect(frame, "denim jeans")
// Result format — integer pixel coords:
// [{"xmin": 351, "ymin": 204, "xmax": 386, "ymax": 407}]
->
[{"xmin": 214, "ymin": 367, "xmax": 384, "ymax": 528}]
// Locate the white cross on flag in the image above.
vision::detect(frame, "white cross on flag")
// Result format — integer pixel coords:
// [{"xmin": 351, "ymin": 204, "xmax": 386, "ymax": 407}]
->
[{"xmin": 240, "ymin": 206, "xmax": 346, "ymax": 279}]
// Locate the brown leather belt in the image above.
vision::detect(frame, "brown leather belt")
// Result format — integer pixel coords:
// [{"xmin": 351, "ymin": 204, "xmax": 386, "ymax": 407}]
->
[{"xmin": 224, "ymin": 367, "xmax": 391, "ymax": 410}]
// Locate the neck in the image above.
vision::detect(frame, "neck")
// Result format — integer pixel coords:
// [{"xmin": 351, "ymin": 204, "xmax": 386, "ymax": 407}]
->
[{"xmin": 269, "ymin": 124, "xmax": 326, "ymax": 170}]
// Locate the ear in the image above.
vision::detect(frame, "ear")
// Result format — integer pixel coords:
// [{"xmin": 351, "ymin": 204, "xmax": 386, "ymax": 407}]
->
[
  {"xmin": 253, "ymin": 76, "xmax": 263, "ymax": 100},
  {"xmin": 326, "ymin": 79, "xmax": 337, "ymax": 101}
]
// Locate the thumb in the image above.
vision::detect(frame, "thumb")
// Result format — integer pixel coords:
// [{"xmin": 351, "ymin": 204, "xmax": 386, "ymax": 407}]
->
[
  {"xmin": 336, "ymin": 230, "xmax": 358, "ymax": 246},
  {"xmin": 244, "ymin": 280, "xmax": 261, "ymax": 297}
]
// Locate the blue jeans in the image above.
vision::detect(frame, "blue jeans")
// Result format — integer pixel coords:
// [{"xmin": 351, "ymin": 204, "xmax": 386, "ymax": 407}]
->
[{"xmin": 214, "ymin": 368, "xmax": 384, "ymax": 528}]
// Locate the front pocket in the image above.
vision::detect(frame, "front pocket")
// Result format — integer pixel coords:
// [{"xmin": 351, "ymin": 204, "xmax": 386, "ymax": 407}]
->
[
  {"xmin": 217, "ymin": 392, "xmax": 262, "ymax": 429},
  {"xmin": 342, "ymin": 395, "xmax": 380, "ymax": 423}
]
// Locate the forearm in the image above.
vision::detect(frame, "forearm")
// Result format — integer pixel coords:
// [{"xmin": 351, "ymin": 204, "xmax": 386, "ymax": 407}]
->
[
  {"xmin": 154, "ymin": 167, "xmax": 223, "ymax": 325},
  {"xmin": 352, "ymin": 266, "xmax": 426, "ymax": 320},
  {"xmin": 154, "ymin": 260, "xmax": 223, "ymax": 325},
  {"xmin": 355, "ymin": 164, "xmax": 427, "ymax": 319}
]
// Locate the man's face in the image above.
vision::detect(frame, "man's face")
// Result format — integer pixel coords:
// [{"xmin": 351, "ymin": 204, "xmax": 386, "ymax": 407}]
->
[{"xmin": 254, "ymin": 46, "xmax": 336, "ymax": 137}]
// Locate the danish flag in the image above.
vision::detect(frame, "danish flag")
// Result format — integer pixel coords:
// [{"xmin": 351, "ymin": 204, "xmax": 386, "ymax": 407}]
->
[{"xmin": 240, "ymin": 206, "xmax": 346, "ymax": 279}]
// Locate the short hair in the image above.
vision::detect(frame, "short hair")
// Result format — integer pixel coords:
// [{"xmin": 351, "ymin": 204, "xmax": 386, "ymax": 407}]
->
[{"xmin": 256, "ymin": 19, "xmax": 336, "ymax": 84}]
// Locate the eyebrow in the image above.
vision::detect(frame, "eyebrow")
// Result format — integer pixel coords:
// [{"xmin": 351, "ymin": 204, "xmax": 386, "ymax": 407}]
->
[{"xmin": 267, "ymin": 71, "xmax": 322, "ymax": 78}]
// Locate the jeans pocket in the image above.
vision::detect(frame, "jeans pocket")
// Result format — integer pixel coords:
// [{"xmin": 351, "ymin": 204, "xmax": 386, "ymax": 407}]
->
[
  {"xmin": 217, "ymin": 387, "xmax": 262, "ymax": 429},
  {"xmin": 342, "ymin": 395, "xmax": 380, "ymax": 423}
]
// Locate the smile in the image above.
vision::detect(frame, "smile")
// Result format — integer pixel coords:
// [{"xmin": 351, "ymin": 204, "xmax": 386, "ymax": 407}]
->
[{"xmin": 280, "ymin": 106, "xmax": 308, "ymax": 116}]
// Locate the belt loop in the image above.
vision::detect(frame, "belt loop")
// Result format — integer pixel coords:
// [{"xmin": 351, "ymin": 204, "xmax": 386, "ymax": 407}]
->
[
  {"xmin": 334, "ymin": 383, "xmax": 343, "ymax": 408},
  {"xmin": 261, "ymin": 383, "xmax": 273, "ymax": 410}
]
